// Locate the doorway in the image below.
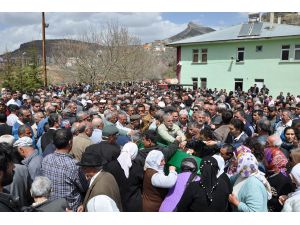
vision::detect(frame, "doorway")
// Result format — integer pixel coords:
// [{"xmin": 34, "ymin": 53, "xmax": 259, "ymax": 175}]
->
[
  {"xmin": 254, "ymin": 79, "xmax": 264, "ymax": 90},
  {"xmin": 234, "ymin": 78, "xmax": 243, "ymax": 91},
  {"xmin": 192, "ymin": 77, "xmax": 198, "ymax": 90}
]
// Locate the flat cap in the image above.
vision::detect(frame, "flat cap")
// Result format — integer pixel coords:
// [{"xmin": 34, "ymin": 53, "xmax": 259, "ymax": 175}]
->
[
  {"xmin": 13, "ymin": 136, "xmax": 33, "ymax": 148},
  {"xmin": 130, "ymin": 114, "xmax": 141, "ymax": 121},
  {"xmin": 102, "ymin": 125, "xmax": 119, "ymax": 137}
]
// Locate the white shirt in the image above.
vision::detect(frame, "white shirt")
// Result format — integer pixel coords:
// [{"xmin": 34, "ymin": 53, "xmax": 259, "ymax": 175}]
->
[
  {"xmin": 6, "ymin": 98, "xmax": 21, "ymax": 107},
  {"xmin": 6, "ymin": 113, "xmax": 18, "ymax": 126},
  {"xmin": 115, "ymin": 121, "xmax": 132, "ymax": 134},
  {"xmin": 89, "ymin": 170, "xmax": 102, "ymax": 187},
  {"xmin": 151, "ymin": 170, "xmax": 177, "ymax": 188}
]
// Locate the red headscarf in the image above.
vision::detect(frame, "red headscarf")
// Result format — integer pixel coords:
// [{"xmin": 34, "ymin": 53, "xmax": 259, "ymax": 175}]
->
[{"xmin": 264, "ymin": 147, "xmax": 288, "ymax": 176}]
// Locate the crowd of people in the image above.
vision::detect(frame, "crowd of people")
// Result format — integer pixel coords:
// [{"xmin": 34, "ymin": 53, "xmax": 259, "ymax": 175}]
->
[{"xmin": 0, "ymin": 81, "xmax": 300, "ymax": 212}]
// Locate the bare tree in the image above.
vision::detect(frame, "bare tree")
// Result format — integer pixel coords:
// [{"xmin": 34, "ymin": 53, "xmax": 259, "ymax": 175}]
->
[{"xmin": 53, "ymin": 21, "xmax": 162, "ymax": 84}]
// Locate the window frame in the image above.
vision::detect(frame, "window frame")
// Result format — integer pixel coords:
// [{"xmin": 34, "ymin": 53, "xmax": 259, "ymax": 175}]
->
[
  {"xmin": 294, "ymin": 44, "xmax": 300, "ymax": 60},
  {"xmin": 236, "ymin": 47, "xmax": 245, "ymax": 62},
  {"xmin": 281, "ymin": 45, "xmax": 290, "ymax": 61},
  {"xmin": 201, "ymin": 48, "xmax": 208, "ymax": 63},
  {"xmin": 192, "ymin": 49, "xmax": 199, "ymax": 63}
]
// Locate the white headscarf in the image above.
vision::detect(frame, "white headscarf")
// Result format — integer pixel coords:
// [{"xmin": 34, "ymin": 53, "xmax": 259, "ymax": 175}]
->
[
  {"xmin": 144, "ymin": 150, "xmax": 164, "ymax": 171},
  {"xmin": 117, "ymin": 142, "xmax": 138, "ymax": 178},
  {"xmin": 290, "ymin": 163, "xmax": 300, "ymax": 196},
  {"xmin": 212, "ymin": 154, "xmax": 225, "ymax": 178},
  {"xmin": 86, "ymin": 195, "xmax": 120, "ymax": 212}
]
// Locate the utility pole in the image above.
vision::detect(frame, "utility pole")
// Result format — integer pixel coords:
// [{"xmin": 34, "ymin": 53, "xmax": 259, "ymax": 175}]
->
[{"xmin": 42, "ymin": 12, "xmax": 47, "ymax": 87}]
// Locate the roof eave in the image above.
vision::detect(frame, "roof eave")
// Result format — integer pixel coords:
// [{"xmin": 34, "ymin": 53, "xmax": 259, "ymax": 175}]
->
[{"xmin": 167, "ymin": 34, "xmax": 300, "ymax": 47}]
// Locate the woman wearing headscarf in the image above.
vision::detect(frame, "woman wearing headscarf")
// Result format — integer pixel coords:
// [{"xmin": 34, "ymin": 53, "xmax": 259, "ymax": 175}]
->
[
  {"xmin": 280, "ymin": 163, "xmax": 300, "ymax": 212},
  {"xmin": 104, "ymin": 142, "xmax": 144, "ymax": 211},
  {"xmin": 264, "ymin": 146, "xmax": 293, "ymax": 211},
  {"xmin": 176, "ymin": 156, "xmax": 230, "ymax": 212},
  {"xmin": 226, "ymin": 145, "xmax": 252, "ymax": 177},
  {"xmin": 159, "ymin": 157, "xmax": 200, "ymax": 212},
  {"xmin": 142, "ymin": 150, "xmax": 177, "ymax": 212},
  {"xmin": 86, "ymin": 195, "xmax": 120, "ymax": 212},
  {"xmin": 228, "ymin": 152, "xmax": 271, "ymax": 212}
]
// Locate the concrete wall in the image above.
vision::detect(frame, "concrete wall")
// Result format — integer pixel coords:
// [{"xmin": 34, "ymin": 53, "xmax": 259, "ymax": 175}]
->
[{"xmin": 180, "ymin": 37, "xmax": 300, "ymax": 96}]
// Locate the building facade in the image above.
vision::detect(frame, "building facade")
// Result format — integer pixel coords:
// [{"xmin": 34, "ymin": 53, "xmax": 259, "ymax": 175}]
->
[{"xmin": 169, "ymin": 22, "xmax": 300, "ymax": 96}]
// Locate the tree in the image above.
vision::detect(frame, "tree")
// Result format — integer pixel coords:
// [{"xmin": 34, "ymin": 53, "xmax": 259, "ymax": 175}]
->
[
  {"xmin": 53, "ymin": 21, "xmax": 162, "ymax": 84},
  {"xmin": 0, "ymin": 46, "xmax": 43, "ymax": 92}
]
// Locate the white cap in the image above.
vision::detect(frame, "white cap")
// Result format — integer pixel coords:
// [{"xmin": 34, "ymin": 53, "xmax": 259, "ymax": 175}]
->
[{"xmin": 158, "ymin": 101, "xmax": 166, "ymax": 108}]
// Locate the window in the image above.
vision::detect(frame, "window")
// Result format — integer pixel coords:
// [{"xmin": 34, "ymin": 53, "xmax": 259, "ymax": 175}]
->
[
  {"xmin": 200, "ymin": 78, "xmax": 207, "ymax": 89},
  {"xmin": 192, "ymin": 49, "xmax": 199, "ymax": 63},
  {"xmin": 281, "ymin": 45, "xmax": 290, "ymax": 60},
  {"xmin": 201, "ymin": 48, "xmax": 207, "ymax": 63},
  {"xmin": 295, "ymin": 44, "xmax": 300, "ymax": 60},
  {"xmin": 256, "ymin": 45, "xmax": 263, "ymax": 52},
  {"xmin": 236, "ymin": 47, "xmax": 245, "ymax": 62}
]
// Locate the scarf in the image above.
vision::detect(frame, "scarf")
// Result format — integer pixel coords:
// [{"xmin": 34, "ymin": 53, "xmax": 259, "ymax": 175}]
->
[
  {"xmin": 117, "ymin": 142, "xmax": 138, "ymax": 178},
  {"xmin": 144, "ymin": 150, "xmax": 164, "ymax": 172},
  {"xmin": 264, "ymin": 147, "xmax": 288, "ymax": 176},
  {"xmin": 199, "ymin": 156, "xmax": 219, "ymax": 204}
]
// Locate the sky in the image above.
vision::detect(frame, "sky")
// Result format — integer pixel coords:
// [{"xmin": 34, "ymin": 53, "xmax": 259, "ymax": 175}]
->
[
  {"xmin": 0, "ymin": 12, "xmax": 250, "ymax": 54},
  {"xmin": 0, "ymin": 0, "xmax": 299, "ymax": 55}
]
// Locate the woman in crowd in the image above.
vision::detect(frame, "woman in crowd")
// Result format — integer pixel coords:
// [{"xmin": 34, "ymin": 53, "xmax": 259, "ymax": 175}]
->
[
  {"xmin": 176, "ymin": 156, "xmax": 230, "ymax": 212},
  {"xmin": 280, "ymin": 163, "xmax": 300, "ymax": 212},
  {"xmin": 159, "ymin": 157, "xmax": 200, "ymax": 212},
  {"xmin": 264, "ymin": 146, "xmax": 293, "ymax": 211},
  {"xmin": 104, "ymin": 142, "xmax": 143, "ymax": 212},
  {"xmin": 281, "ymin": 127, "xmax": 299, "ymax": 153},
  {"xmin": 142, "ymin": 150, "xmax": 177, "ymax": 212},
  {"xmin": 228, "ymin": 152, "xmax": 271, "ymax": 212}
]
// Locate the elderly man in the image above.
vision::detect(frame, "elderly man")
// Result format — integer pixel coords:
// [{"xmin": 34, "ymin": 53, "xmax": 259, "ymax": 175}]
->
[
  {"xmin": 70, "ymin": 121, "xmax": 94, "ymax": 161},
  {"xmin": 41, "ymin": 129, "xmax": 88, "ymax": 212},
  {"xmin": 78, "ymin": 148, "xmax": 122, "ymax": 212},
  {"xmin": 274, "ymin": 109, "xmax": 293, "ymax": 136},
  {"xmin": 91, "ymin": 117, "xmax": 103, "ymax": 144},
  {"xmin": 157, "ymin": 113, "xmax": 186, "ymax": 145},
  {"xmin": 13, "ymin": 136, "xmax": 42, "ymax": 181},
  {"xmin": 85, "ymin": 125, "xmax": 121, "ymax": 165},
  {"xmin": 23, "ymin": 176, "xmax": 69, "ymax": 212}
]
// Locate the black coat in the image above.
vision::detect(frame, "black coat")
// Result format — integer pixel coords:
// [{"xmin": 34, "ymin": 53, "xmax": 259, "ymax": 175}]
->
[
  {"xmin": 176, "ymin": 178, "xmax": 230, "ymax": 212},
  {"xmin": 85, "ymin": 141, "xmax": 121, "ymax": 165},
  {"xmin": 267, "ymin": 172, "xmax": 294, "ymax": 212},
  {"xmin": 104, "ymin": 160, "xmax": 144, "ymax": 212},
  {"xmin": 0, "ymin": 192, "xmax": 20, "ymax": 212},
  {"xmin": 0, "ymin": 123, "xmax": 12, "ymax": 136},
  {"xmin": 41, "ymin": 129, "xmax": 56, "ymax": 152},
  {"xmin": 186, "ymin": 139, "xmax": 219, "ymax": 158}
]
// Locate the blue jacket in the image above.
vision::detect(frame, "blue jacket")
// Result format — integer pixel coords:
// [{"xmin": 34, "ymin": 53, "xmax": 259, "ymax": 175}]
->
[{"xmin": 231, "ymin": 175, "xmax": 268, "ymax": 212}]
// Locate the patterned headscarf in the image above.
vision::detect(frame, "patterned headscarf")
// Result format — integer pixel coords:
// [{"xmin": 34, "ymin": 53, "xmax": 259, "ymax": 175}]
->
[
  {"xmin": 237, "ymin": 152, "xmax": 272, "ymax": 200},
  {"xmin": 264, "ymin": 147, "xmax": 288, "ymax": 176},
  {"xmin": 227, "ymin": 145, "xmax": 252, "ymax": 176},
  {"xmin": 117, "ymin": 142, "xmax": 138, "ymax": 178}
]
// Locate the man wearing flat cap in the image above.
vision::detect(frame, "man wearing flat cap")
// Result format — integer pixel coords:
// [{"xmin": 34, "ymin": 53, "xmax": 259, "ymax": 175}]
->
[
  {"xmin": 14, "ymin": 136, "xmax": 42, "ymax": 181},
  {"xmin": 78, "ymin": 148, "xmax": 122, "ymax": 212},
  {"xmin": 84, "ymin": 125, "xmax": 121, "ymax": 166}
]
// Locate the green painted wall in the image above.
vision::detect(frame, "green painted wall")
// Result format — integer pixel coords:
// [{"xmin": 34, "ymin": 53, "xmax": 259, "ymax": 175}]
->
[{"xmin": 180, "ymin": 38, "xmax": 300, "ymax": 96}]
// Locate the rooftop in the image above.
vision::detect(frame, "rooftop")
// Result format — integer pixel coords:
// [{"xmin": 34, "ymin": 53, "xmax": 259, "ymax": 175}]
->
[{"xmin": 168, "ymin": 22, "xmax": 300, "ymax": 46}]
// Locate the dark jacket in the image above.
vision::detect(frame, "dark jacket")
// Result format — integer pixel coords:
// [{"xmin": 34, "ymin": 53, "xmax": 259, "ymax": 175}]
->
[
  {"xmin": 22, "ymin": 198, "xmax": 69, "ymax": 212},
  {"xmin": 104, "ymin": 160, "xmax": 144, "ymax": 212},
  {"xmin": 0, "ymin": 192, "xmax": 20, "ymax": 212},
  {"xmin": 267, "ymin": 172, "xmax": 294, "ymax": 212},
  {"xmin": 0, "ymin": 123, "xmax": 12, "ymax": 136},
  {"xmin": 186, "ymin": 139, "xmax": 219, "ymax": 158},
  {"xmin": 176, "ymin": 178, "xmax": 230, "ymax": 212},
  {"xmin": 41, "ymin": 129, "xmax": 56, "ymax": 152},
  {"xmin": 85, "ymin": 141, "xmax": 121, "ymax": 166}
]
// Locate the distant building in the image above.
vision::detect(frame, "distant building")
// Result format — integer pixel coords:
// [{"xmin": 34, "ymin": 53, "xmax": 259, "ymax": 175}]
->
[{"xmin": 168, "ymin": 15, "xmax": 300, "ymax": 95}]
